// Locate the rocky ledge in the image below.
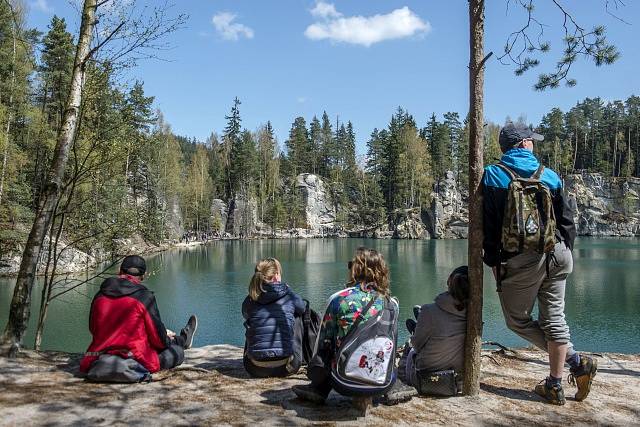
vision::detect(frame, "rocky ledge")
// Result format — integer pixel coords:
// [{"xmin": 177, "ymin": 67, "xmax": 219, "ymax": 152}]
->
[{"xmin": 1, "ymin": 345, "xmax": 638, "ymax": 426}]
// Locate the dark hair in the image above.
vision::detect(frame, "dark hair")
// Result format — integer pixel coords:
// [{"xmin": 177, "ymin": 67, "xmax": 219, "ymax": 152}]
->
[
  {"xmin": 448, "ymin": 265, "xmax": 469, "ymax": 311},
  {"xmin": 120, "ymin": 255, "xmax": 146, "ymax": 277}
]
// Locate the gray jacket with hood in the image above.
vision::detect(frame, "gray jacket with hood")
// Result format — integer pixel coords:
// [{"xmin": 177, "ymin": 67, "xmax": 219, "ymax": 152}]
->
[{"xmin": 410, "ymin": 291, "xmax": 467, "ymax": 373}]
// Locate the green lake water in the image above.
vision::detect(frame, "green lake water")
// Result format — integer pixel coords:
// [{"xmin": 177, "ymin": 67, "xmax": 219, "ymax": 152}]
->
[{"xmin": 0, "ymin": 238, "xmax": 638, "ymax": 354}]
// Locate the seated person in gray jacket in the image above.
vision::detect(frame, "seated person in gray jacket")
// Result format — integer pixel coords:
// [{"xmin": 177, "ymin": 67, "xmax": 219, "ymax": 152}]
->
[{"xmin": 402, "ymin": 266, "xmax": 469, "ymax": 391}]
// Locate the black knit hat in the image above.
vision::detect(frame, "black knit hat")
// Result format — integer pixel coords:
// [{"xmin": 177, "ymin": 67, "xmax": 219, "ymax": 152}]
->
[
  {"xmin": 499, "ymin": 122, "xmax": 544, "ymax": 152},
  {"xmin": 120, "ymin": 255, "xmax": 146, "ymax": 276}
]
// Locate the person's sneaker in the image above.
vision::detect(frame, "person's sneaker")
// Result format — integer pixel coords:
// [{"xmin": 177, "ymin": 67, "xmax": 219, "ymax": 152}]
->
[
  {"xmin": 375, "ymin": 381, "xmax": 417, "ymax": 406},
  {"xmin": 292, "ymin": 384, "xmax": 327, "ymax": 405},
  {"xmin": 181, "ymin": 315, "xmax": 198, "ymax": 349},
  {"xmin": 534, "ymin": 378, "xmax": 566, "ymax": 405},
  {"xmin": 413, "ymin": 305, "xmax": 421, "ymax": 320},
  {"xmin": 405, "ymin": 318, "xmax": 417, "ymax": 335},
  {"xmin": 568, "ymin": 354, "xmax": 598, "ymax": 401}
]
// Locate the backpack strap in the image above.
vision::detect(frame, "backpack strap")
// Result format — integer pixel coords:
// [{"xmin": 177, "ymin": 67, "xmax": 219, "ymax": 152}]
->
[
  {"xmin": 342, "ymin": 292, "xmax": 378, "ymax": 342},
  {"xmin": 495, "ymin": 162, "xmax": 519, "ymax": 180},
  {"xmin": 532, "ymin": 164, "xmax": 545, "ymax": 180}
]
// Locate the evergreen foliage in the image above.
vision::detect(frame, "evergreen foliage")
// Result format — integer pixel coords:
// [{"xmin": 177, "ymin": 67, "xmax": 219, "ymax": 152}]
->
[{"xmin": 0, "ymin": 6, "xmax": 638, "ymax": 255}]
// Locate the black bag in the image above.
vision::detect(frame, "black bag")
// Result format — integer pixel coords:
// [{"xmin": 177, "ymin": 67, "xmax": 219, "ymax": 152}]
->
[
  {"xmin": 330, "ymin": 293, "xmax": 399, "ymax": 397},
  {"xmin": 301, "ymin": 300, "xmax": 321, "ymax": 364},
  {"xmin": 416, "ymin": 369, "xmax": 459, "ymax": 397},
  {"xmin": 86, "ymin": 354, "xmax": 152, "ymax": 383}
]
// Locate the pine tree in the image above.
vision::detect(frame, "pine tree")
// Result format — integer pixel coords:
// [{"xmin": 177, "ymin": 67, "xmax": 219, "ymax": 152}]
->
[
  {"xmin": 284, "ymin": 116, "xmax": 309, "ymax": 177},
  {"xmin": 223, "ymin": 97, "xmax": 242, "ymax": 198},
  {"xmin": 38, "ymin": 16, "xmax": 75, "ymax": 129}
]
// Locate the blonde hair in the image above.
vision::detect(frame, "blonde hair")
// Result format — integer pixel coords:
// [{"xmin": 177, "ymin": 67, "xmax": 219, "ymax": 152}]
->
[
  {"xmin": 349, "ymin": 248, "xmax": 390, "ymax": 296},
  {"xmin": 249, "ymin": 258, "xmax": 282, "ymax": 301}
]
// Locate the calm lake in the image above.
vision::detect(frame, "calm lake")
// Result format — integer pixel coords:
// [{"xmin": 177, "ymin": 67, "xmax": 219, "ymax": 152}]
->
[{"xmin": 0, "ymin": 238, "xmax": 638, "ymax": 354}]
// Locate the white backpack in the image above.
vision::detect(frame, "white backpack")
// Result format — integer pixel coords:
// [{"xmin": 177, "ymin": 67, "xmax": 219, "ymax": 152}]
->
[{"xmin": 331, "ymin": 293, "xmax": 399, "ymax": 397}]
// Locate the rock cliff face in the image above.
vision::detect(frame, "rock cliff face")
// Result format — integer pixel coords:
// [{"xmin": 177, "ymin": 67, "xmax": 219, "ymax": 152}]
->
[
  {"xmin": 225, "ymin": 195, "xmax": 257, "ymax": 237},
  {"xmin": 0, "ymin": 237, "xmax": 96, "ymax": 276},
  {"xmin": 565, "ymin": 173, "xmax": 640, "ymax": 236},
  {"xmin": 391, "ymin": 208, "xmax": 430, "ymax": 239},
  {"xmin": 429, "ymin": 171, "xmax": 469, "ymax": 239},
  {"xmin": 296, "ymin": 173, "xmax": 336, "ymax": 232},
  {"xmin": 211, "ymin": 199, "xmax": 228, "ymax": 234}
]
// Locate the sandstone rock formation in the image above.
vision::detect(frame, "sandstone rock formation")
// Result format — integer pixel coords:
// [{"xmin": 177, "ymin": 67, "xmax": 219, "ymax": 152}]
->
[
  {"xmin": 211, "ymin": 198, "xmax": 228, "ymax": 234},
  {"xmin": 296, "ymin": 173, "xmax": 336, "ymax": 233},
  {"xmin": 565, "ymin": 173, "xmax": 640, "ymax": 236},
  {"xmin": 0, "ymin": 237, "xmax": 96, "ymax": 276},
  {"xmin": 1, "ymin": 346, "xmax": 638, "ymax": 426},
  {"xmin": 429, "ymin": 171, "xmax": 469, "ymax": 239},
  {"xmin": 392, "ymin": 208, "xmax": 430, "ymax": 239},
  {"xmin": 225, "ymin": 194, "xmax": 257, "ymax": 237}
]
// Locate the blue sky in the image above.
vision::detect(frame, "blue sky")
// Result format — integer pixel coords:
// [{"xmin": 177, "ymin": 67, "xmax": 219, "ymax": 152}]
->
[{"xmin": 27, "ymin": 1, "xmax": 640, "ymax": 155}]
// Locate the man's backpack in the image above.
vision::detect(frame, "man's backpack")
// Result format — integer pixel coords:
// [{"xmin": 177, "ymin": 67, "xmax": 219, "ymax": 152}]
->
[
  {"xmin": 497, "ymin": 162, "xmax": 556, "ymax": 255},
  {"xmin": 330, "ymin": 293, "xmax": 399, "ymax": 397}
]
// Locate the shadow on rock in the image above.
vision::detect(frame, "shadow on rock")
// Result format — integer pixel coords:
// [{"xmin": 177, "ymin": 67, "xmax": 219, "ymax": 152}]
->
[
  {"xmin": 260, "ymin": 387, "xmax": 363, "ymax": 422},
  {"xmin": 480, "ymin": 383, "xmax": 542, "ymax": 403}
]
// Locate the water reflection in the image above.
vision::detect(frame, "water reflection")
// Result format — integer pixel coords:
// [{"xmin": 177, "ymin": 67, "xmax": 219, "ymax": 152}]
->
[{"xmin": 0, "ymin": 237, "xmax": 638, "ymax": 354}]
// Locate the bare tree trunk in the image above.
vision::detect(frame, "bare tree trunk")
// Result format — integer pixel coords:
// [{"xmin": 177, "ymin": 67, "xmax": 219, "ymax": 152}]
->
[
  {"xmin": 0, "ymin": 2, "xmax": 17, "ymax": 207},
  {"xmin": 463, "ymin": 0, "xmax": 485, "ymax": 396},
  {"xmin": 1, "ymin": 0, "xmax": 96, "ymax": 356}
]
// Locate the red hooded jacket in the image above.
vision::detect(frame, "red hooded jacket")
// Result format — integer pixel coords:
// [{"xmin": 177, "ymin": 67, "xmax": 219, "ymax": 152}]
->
[{"xmin": 80, "ymin": 275, "xmax": 171, "ymax": 373}]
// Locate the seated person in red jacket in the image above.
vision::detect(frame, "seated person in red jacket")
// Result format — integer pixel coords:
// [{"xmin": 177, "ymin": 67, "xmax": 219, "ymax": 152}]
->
[{"xmin": 80, "ymin": 255, "xmax": 198, "ymax": 374}]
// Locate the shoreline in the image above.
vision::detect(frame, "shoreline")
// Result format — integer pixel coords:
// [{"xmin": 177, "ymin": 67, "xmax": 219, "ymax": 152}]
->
[{"xmin": 1, "ymin": 235, "xmax": 639, "ymax": 279}]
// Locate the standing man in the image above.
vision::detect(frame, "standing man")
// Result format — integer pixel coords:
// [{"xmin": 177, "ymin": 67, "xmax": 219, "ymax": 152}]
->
[
  {"xmin": 80, "ymin": 255, "xmax": 198, "ymax": 375},
  {"xmin": 482, "ymin": 122, "xmax": 597, "ymax": 405}
]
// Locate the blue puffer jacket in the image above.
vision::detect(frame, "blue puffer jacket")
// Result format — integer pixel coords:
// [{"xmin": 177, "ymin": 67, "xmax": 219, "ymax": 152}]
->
[{"xmin": 242, "ymin": 282, "xmax": 306, "ymax": 360}]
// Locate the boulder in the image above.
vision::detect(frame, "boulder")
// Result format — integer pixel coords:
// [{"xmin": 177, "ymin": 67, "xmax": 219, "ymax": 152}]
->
[{"xmin": 296, "ymin": 173, "xmax": 336, "ymax": 232}]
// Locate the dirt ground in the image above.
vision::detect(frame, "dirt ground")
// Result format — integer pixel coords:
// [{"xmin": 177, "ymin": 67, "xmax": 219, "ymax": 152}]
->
[{"xmin": 0, "ymin": 345, "xmax": 638, "ymax": 426}]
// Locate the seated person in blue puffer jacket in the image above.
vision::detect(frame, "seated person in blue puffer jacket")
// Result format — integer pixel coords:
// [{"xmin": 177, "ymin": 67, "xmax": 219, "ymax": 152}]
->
[{"xmin": 242, "ymin": 257, "xmax": 307, "ymax": 377}]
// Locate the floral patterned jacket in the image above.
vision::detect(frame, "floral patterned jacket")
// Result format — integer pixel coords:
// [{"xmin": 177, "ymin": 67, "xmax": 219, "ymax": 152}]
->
[{"xmin": 317, "ymin": 284, "xmax": 386, "ymax": 360}]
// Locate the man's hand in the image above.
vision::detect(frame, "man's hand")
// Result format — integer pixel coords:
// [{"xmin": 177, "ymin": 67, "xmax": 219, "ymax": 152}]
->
[
  {"xmin": 492, "ymin": 266, "xmax": 498, "ymax": 281},
  {"xmin": 166, "ymin": 329, "xmax": 176, "ymax": 338}
]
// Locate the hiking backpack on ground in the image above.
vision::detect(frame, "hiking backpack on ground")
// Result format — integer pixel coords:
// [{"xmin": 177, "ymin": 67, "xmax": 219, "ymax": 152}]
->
[
  {"xmin": 496, "ymin": 162, "xmax": 556, "ymax": 255},
  {"xmin": 331, "ymin": 293, "xmax": 399, "ymax": 397},
  {"xmin": 85, "ymin": 353, "xmax": 152, "ymax": 383}
]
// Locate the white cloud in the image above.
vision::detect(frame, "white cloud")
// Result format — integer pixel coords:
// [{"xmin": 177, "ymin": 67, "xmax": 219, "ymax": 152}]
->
[
  {"xmin": 305, "ymin": 4, "xmax": 430, "ymax": 47},
  {"xmin": 31, "ymin": 0, "xmax": 52, "ymax": 13},
  {"xmin": 297, "ymin": 97, "xmax": 307, "ymax": 103},
  {"xmin": 310, "ymin": 2, "xmax": 341, "ymax": 19},
  {"xmin": 212, "ymin": 12, "xmax": 254, "ymax": 41}
]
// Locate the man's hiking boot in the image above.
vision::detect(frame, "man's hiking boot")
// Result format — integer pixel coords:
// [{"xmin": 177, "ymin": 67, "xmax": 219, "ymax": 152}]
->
[
  {"xmin": 292, "ymin": 384, "xmax": 327, "ymax": 405},
  {"xmin": 181, "ymin": 315, "xmax": 198, "ymax": 349},
  {"xmin": 568, "ymin": 354, "xmax": 598, "ymax": 401},
  {"xmin": 375, "ymin": 381, "xmax": 417, "ymax": 406},
  {"xmin": 534, "ymin": 378, "xmax": 566, "ymax": 405}
]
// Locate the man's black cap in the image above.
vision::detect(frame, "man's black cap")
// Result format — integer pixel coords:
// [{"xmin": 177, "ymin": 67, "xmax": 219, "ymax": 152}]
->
[
  {"xmin": 120, "ymin": 255, "xmax": 146, "ymax": 276},
  {"xmin": 499, "ymin": 122, "xmax": 544, "ymax": 152}
]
